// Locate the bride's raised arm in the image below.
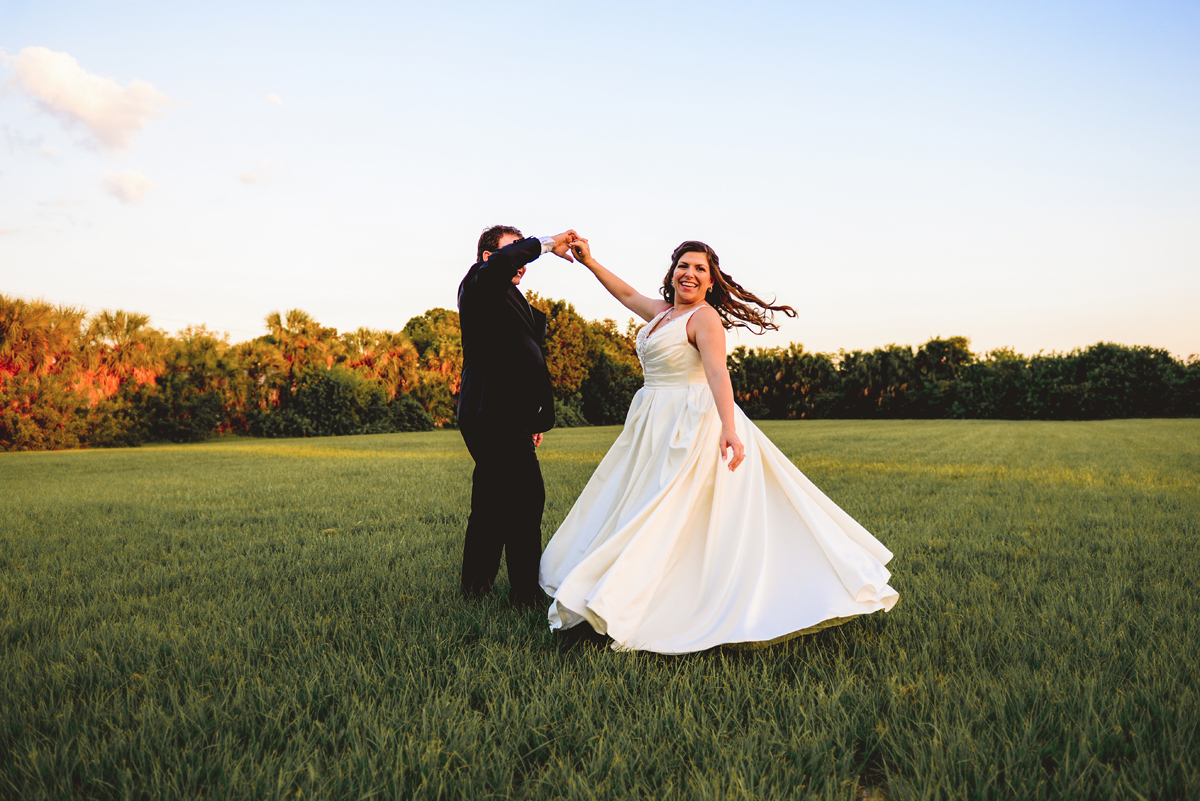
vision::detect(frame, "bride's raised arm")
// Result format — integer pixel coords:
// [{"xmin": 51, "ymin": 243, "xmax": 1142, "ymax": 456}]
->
[{"xmin": 570, "ymin": 240, "xmax": 670, "ymax": 322}]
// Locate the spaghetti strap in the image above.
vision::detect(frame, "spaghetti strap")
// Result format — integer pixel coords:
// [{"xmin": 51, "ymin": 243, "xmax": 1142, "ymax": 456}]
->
[{"xmin": 644, "ymin": 305, "xmax": 705, "ymax": 341}]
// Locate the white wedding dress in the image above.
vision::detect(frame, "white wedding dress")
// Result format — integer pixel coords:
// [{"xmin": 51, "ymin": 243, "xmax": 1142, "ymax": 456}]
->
[{"xmin": 540, "ymin": 307, "xmax": 899, "ymax": 654}]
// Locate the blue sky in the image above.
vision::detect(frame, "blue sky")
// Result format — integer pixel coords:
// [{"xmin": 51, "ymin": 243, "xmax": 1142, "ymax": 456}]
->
[{"xmin": 2, "ymin": 0, "xmax": 1197, "ymax": 357}]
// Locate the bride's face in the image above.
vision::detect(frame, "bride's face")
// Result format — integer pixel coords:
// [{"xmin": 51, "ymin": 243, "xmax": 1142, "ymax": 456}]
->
[{"xmin": 672, "ymin": 251, "xmax": 713, "ymax": 304}]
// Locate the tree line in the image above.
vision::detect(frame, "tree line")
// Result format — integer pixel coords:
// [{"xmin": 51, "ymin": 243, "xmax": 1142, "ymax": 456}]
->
[
  {"xmin": 1, "ymin": 293, "xmax": 1196, "ymax": 451},
  {"xmin": 729, "ymin": 337, "xmax": 1199, "ymax": 421},
  {"xmin": 0, "ymin": 293, "xmax": 641, "ymax": 451}
]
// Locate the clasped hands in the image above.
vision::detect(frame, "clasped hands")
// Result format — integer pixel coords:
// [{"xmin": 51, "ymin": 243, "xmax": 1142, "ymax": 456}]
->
[{"xmin": 547, "ymin": 230, "xmax": 592, "ymax": 264}]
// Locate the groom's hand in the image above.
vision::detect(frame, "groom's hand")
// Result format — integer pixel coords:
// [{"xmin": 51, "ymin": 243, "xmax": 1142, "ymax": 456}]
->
[
  {"xmin": 550, "ymin": 230, "xmax": 579, "ymax": 262},
  {"xmin": 532, "ymin": 432, "xmax": 544, "ymax": 447}
]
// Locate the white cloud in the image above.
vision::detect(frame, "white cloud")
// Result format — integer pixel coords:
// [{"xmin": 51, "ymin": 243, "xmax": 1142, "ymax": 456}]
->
[
  {"xmin": 103, "ymin": 170, "xmax": 154, "ymax": 203},
  {"xmin": 236, "ymin": 159, "xmax": 278, "ymax": 184},
  {"xmin": 40, "ymin": 144, "xmax": 57, "ymax": 156},
  {"xmin": 2, "ymin": 123, "xmax": 43, "ymax": 154},
  {"xmin": 266, "ymin": 93, "xmax": 285, "ymax": 106},
  {"xmin": 3, "ymin": 47, "xmax": 170, "ymax": 151}
]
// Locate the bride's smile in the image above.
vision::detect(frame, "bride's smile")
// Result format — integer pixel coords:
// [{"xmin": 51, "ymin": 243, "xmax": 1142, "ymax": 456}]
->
[{"xmin": 672, "ymin": 252, "xmax": 712, "ymax": 304}]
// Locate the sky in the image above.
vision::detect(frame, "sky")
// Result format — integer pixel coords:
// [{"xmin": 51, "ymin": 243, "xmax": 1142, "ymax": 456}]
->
[{"xmin": 2, "ymin": 0, "xmax": 1198, "ymax": 358}]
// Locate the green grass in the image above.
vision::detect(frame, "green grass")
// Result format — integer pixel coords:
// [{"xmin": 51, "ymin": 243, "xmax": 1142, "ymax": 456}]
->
[{"xmin": 1, "ymin": 420, "xmax": 1198, "ymax": 800}]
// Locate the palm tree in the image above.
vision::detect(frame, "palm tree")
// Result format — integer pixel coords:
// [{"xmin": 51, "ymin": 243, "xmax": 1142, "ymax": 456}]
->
[
  {"xmin": 422, "ymin": 338, "xmax": 464, "ymax": 395},
  {"xmin": 341, "ymin": 328, "xmax": 421, "ymax": 400},
  {"xmin": 0, "ymin": 296, "xmax": 88, "ymax": 380},
  {"xmin": 265, "ymin": 309, "xmax": 344, "ymax": 380},
  {"xmin": 230, "ymin": 338, "xmax": 287, "ymax": 413},
  {"xmin": 79, "ymin": 310, "xmax": 166, "ymax": 404},
  {"xmin": 381, "ymin": 331, "xmax": 421, "ymax": 398},
  {"xmin": 0, "ymin": 296, "xmax": 96, "ymax": 451}
]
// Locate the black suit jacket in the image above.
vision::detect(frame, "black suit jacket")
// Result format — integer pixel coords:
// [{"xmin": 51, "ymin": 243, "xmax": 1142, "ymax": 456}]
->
[{"xmin": 457, "ymin": 237, "xmax": 556, "ymax": 433}]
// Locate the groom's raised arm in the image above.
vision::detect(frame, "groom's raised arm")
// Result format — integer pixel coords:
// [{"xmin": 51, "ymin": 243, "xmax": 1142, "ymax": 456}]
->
[
  {"xmin": 471, "ymin": 237, "xmax": 546, "ymax": 292},
  {"xmin": 464, "ymin": 231, "xmax": 577, "ymax": 296}
]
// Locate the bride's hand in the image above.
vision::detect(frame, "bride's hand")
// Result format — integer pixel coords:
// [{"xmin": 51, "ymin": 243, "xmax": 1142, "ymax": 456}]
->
[
  {"xmin": 720, "ymin": 427, "xmax": 745, "ymax": 471},
  {"xmin": 569, "ymin": 238, "xmax": 592, "ymax": 264}
]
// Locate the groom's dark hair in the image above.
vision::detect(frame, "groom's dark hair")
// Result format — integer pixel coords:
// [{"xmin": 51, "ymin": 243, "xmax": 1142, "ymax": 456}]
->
[{"xmin": 477, "ymin": 225, "xmax": 523, "ymax": 262}]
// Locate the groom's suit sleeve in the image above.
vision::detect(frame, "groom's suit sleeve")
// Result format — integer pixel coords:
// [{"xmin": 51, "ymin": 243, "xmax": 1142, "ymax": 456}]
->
[{"xmin": 462, "ymin": 237, "xmax": 546, "ymax": 297}]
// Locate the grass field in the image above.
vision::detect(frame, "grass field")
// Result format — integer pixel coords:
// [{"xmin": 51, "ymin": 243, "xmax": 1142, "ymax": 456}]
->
[{"xmin": 2, "ymin": 420, "xmax": 1198, "ymax": 799}]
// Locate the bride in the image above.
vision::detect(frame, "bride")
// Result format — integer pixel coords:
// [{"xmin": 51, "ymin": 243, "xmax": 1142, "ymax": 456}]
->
[{"xmin": 539, "ymin": 239, "xmax": 899, "ymax": 653}]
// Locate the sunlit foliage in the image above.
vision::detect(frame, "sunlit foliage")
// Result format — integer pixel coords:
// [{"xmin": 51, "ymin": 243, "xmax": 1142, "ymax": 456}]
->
[{"xmin": 2, "ymin": 292, "xmax": 1195, "ymax": 452}]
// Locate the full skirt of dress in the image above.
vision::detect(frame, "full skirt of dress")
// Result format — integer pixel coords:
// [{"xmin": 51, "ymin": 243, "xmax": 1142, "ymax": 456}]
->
[{"xmin": 540, "ymin": 383, "xmax": 899, "ymax": 654}]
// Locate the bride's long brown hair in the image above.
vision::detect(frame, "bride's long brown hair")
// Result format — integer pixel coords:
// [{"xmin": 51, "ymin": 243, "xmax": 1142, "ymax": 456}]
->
[{"xmin": 660, "ymin": 241, "xmax": 797, "ymax": 333}]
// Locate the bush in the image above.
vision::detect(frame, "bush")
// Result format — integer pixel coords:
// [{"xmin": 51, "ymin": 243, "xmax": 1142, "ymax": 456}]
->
[
  {"xmin": 1178, "ymin": 356, "xmax": 1200, "ymax": 416},
  {"xmin": 389, "ymin": 393, "xmax": 435, "ymax": 432},
  {"xmin": 1072, "ymin": 343, "xmax": 1181, "ymax": 419},
  {"xmin": 579, "ymin": 350, "xmax": 642, "ymax": 425},
  {"xmin": 124, "ymin": 327, "xmax": 239, "ymax": 443},
  {"xmin": 251, "ymin": 367, "xmax": 393, "ymax": 438},
  {"xmin": 555, "ymin": 396, "xmax": 590, "ymax": 428},
  {"xmin": 727, "ymin": 338, "xmax": 1200, "ymax": 421},
  {"xmin": 410, "ymin": 371, "xmax": 458, "ymax": 429},
  {"xmin": 727, "ymin": 344, "xmax": 842, "ymax": 420},
  {"xmin": 0, "ymin": 374, "xmax": 88, "ymax": 451},
  {"xmin": 131, "ymin": 379, "xmax": 227, "ymax": 443},
  {"xmin": 0, "ymin": 373, "xmax": 142, "ymax": 451},
  {"xmin": 906, "ymin": 337, "xmax": 975, "ymax": 419}
]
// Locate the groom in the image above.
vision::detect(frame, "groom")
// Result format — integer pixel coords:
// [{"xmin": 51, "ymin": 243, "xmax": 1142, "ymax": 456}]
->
[{"xmin": 457, "ymin": 225, "xmax": 577, "ymax": 608}]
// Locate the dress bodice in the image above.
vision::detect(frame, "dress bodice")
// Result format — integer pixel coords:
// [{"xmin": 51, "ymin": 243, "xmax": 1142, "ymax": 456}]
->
[{"xmin": 636, "ymin": 308, "xmax": 708, "ymax": 389}]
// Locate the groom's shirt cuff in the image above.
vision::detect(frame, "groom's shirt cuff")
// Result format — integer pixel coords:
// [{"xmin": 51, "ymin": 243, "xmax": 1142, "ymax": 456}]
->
[{"xmin": 538, "ymin": 236, "xmax": 555, "ymax": 255}]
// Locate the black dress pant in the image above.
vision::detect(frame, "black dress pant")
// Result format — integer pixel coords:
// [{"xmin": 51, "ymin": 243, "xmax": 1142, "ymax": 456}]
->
[{"xmin": 459, "ymin": 417, "xmax": 545, "ymax": 606}]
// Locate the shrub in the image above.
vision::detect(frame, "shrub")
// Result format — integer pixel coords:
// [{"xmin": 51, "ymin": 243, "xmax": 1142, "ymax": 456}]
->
[
  {"xmin": 579, "ymin": 350, "xmax": 642, "ymax": 426},
  {"xmin": 1178, "ymin": 356, "xmax": 1200, "ymax": 416},
  {"xmin": 0, "ymin": 374, "xmax": 90, "ymax": 451},
  {"xmin": 389, "ymin": 393, "xmax": 435, "ymax": 432},
  {"xmin": 0, "ymin": 373, "xmax": 147, "ymax": 450},
  {"xmin": 134, "ymin": 383, "xmax": 227, "ymax": 443},
  {"xmin": 555, "ymin": 396, "xmax": 590, "ymax": 428},
  {"xmin": 728, "ymin": 345, "xmax": 843, "ymax": 420},
  {"xmin": 251, "ymin": 367, "xmax": 393, "ymax": 438}
]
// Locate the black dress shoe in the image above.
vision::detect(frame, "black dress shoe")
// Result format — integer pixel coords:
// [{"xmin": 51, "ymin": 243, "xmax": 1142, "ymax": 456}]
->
[
  {"xmin": 554, "ymin": 624, "xmax": 610, "ymax": 648},
  {"xmin": 509, "ymin": 593, "xmax": 547, "ymax": 611}
]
